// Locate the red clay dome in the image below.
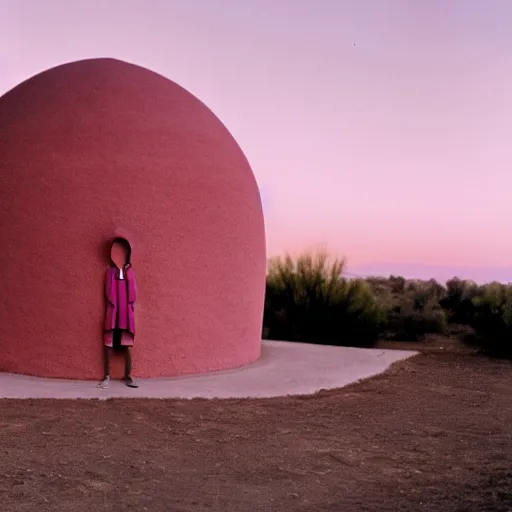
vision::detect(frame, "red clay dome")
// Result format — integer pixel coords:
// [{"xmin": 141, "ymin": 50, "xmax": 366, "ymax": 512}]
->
[{"xmin": 0, "ymin": 58, "xmax": 266, "ymax": 380}]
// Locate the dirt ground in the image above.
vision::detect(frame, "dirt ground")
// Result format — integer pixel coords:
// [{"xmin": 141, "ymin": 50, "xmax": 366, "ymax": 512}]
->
[{"xmin": 1, "ymin": 349, "xmax": 511, "ymax": 512}]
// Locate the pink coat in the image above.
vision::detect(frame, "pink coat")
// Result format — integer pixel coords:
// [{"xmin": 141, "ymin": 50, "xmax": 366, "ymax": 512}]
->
[{"xmin": 104, "ymin": 265, "xmax": 137, "ymax": 335}]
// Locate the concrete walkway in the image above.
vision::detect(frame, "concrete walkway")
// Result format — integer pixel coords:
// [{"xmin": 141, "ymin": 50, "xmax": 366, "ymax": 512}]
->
[{"xmin": 0, "ymin": 341, "xmax": 417, "ymax": 400}]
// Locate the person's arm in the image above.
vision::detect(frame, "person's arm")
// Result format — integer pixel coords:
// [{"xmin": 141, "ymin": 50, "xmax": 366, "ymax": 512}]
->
[
  {"xmin": 127, "ymin": 268, "xmax": 137, "ymax": 305},
  {"xmin": 105, "ymin": 268, "xmax": 115, "ymax": 306}
]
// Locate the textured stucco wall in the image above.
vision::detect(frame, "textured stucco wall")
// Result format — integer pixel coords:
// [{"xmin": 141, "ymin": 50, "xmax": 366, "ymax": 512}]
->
[{"xmin": 0, "ymin": 58, "xmax": 266, "ymax": 380}]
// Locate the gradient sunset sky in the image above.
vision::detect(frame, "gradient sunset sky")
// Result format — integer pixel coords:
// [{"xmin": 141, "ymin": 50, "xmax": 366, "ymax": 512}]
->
[{"xmin": 1, "ymin": 0, "xmax": 511, "ymax": 282}]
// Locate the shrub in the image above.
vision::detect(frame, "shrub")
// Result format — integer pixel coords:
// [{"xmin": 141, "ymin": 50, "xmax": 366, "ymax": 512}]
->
[
  {"xmin": 384, "ymin": 300, "xmax": 447, "ymax": 341},
  {"xmin": 470, "ymin": 282, "xmax": 512, "ymax": 357},
  {"xmin": 441, "ymin": 277, "xmax": 478, "ymax": 325},
  {"xmin": 263, "ymin": 251, "xmax": 383, "ymax": 348},
  {"xmin": 263, "ymin": 250, "xmax": 512, "ymax": 357},
  {"xmin": 370, "ymin": 277, "xmax": 447, "ymax": 341}
]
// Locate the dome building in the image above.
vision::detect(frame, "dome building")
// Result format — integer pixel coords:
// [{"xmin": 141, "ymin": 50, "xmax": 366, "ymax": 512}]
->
[{"xmin": 0, "ymin": 58, "xmax": 266, "ymax": 380}]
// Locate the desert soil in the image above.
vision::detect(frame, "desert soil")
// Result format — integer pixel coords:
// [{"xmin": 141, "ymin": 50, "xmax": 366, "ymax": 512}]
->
[{"xmin": 1, "ymin": 349, "xmax": 511, "ymax": 512}]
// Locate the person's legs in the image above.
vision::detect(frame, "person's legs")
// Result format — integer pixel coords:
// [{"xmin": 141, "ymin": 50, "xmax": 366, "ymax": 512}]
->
[
  {"xmin": 123, "ymin": 348, "xmax": 138, "ymax": 388},
  {"xmin": 103, "ymin": 345, "xmax": 112, "ymax": 378},
  {"xmin": 121, "ymin": 332, "xmax": 138, "ymax": 388},
  {"xmin": 98, "ymin": 332, "xmax": 114, "ymax": 388},
  {"xmin": 123, "ymin": 346, "xmax": 132, "ymax": 379}
]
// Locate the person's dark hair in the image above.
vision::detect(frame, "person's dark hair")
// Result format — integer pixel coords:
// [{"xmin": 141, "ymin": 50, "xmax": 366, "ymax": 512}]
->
[{"xmin": 111, "ymin": 237, "xmax": 132, "ymax": 267}]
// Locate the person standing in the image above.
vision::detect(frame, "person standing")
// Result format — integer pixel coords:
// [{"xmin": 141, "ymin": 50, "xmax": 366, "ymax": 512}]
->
[{"xmin": 98, "ymin": 237, "xmax": 138, "ymax": 389}]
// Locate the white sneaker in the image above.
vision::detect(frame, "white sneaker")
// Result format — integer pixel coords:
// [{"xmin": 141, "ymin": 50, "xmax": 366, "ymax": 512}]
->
[{"xmin": 98, "ymin": 376, "xmax": 110, "ymax": 389}]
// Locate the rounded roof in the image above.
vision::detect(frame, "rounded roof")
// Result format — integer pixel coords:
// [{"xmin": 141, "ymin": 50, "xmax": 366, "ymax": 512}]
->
[{"xmin": 0, "ymin": 58, "xmax": 266, "ymax": 379}]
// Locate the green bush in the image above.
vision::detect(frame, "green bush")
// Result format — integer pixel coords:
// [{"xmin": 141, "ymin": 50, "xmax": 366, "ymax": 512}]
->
[
  {"xmin": 440, "ymin": 278, "xmax": 478, "ymax": 325},
  {"xmin": 263, "ymin": 251, "xmax": 383, "ymax": 348},
  {"xmin": 369, "ymin": 277, "xmax": 447, "ymax": 341},
  {"xmin": 262, "ymin": 250, "xmax": 512, "ymax": 358},
  {"xmin": 470, "ymin": 282, "xmax": 512, "ymax": 357},
  {"xmin": 383, "ymin": 300, "xmax": 447, "ymax": 341}
]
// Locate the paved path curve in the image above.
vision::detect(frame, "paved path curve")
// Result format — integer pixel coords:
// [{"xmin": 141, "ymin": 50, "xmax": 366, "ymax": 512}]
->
[{"xmin": 0, "ymin": 341, "xmax": 417, "ymax": 400}]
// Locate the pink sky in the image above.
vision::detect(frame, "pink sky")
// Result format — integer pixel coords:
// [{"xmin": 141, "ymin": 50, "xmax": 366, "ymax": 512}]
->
[{"xmin": 2, "ymin": 0, "xmax": 512, "ymax": 281}]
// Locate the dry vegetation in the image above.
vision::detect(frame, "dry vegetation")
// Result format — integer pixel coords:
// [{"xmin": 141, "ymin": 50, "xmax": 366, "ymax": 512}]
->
[{"xmin": 264, "ymin": 251, "xmax": 512, "ymax": 357}]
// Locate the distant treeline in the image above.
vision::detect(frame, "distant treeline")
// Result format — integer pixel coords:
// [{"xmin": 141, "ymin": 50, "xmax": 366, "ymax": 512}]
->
[{"xmin": 262, "ymin": 251, "xmax": 512, "ymax": 358}]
